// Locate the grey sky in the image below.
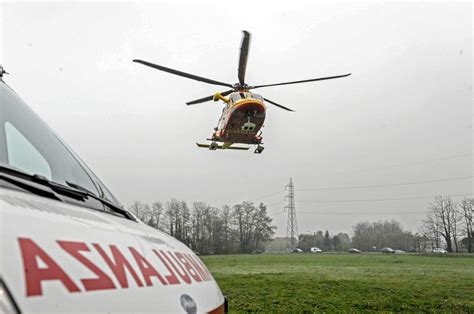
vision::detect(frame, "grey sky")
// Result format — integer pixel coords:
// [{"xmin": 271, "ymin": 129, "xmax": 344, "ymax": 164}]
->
[{"xmin": 1, "ymin": 1, "xmax": 472, "ymax": 236}]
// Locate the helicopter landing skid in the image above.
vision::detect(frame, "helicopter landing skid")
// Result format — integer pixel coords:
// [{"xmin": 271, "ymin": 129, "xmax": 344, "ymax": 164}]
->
[
  {"xmin": 196, "ymin": 143, "xmax": 250, "ymax": 151},
  {"xmin": 254, "ymin": 144, "xmax": 264, "ymax": 154}
]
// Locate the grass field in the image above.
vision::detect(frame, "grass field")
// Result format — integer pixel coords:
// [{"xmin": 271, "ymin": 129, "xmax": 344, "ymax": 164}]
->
[{"xmin": 201, "ymin": 253, "xmax": 474, "ymax": 313}]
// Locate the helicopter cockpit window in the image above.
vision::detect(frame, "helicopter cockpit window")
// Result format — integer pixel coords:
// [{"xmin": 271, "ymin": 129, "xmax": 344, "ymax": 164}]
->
[
  {"xmin": 230, "ymin": 94, "xmax": 242, "ymax": 103},
  {"xmin": 231, "ymin": 93, "xmax": 260, "ymax": 103}
]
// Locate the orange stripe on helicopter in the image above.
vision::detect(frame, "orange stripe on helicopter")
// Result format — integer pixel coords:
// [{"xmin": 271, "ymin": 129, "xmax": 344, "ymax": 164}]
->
[{"xmin": 230, "ymin": 99, "xmax": 266, "ymax": 112}]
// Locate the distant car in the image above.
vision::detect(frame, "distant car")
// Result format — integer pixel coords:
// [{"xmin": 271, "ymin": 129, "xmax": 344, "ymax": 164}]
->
[
  {"xmin": 310, "ymin": 247, "xmax": 322, "ymax": 253},
  {"xmin": 252, "ymin": 249, "xmax": 263, "ymax": 254},
  {"xmin": 381, "ymin": 247, "xmax": 395, "ymax": 254},
  {"xmin": 348, "ymin": 248, "xmax": 361, "ymax": 253},
  {"xmin": 394, "ymin": 250, "xmax": 405, "ymax": 254},
  {"xmin": 293, "ymin": 248, "xmax": 304, "ymax": 253},
  {"xmin": 432, "ymin": 248, "xmax": 448, "ymax": 254}
]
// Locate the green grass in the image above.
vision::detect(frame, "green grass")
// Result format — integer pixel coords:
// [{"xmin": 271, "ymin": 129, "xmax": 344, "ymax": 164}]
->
[{"xmin": 201, "ymin": 253, "xmax": 474, "ymax": 313}]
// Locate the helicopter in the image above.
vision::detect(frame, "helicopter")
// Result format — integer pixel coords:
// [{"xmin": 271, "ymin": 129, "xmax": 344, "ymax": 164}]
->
[{"xmin": 133, "ymin": 31, "xmax": 350, "ymax": 154}]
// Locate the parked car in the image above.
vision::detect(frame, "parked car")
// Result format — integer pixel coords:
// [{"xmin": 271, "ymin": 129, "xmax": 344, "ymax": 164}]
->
[
  {"xmin": 310, "ymin": 247, "xmax": 322, "ymax": 253},
  {"xmin": 348, "ymin": 248, "xmax": 361, "ymax": 254},
  {"xmin": 293, "ymin": 248, "xmax": 304, "ymax": 253},
  {"xmin": 432, "ymin": 248, "xmax": 448, "ymax": 254},
  {"xmin": 394, "ymin": 250, "xmax": 405, "ymax": 254},
  {"xmin": 381, "ymin": 247, "xmax": 395, "ymax": 254}
]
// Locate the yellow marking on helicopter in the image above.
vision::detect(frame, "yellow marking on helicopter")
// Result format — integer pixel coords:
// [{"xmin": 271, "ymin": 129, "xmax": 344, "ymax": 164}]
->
[
  {"xmin": 213, "ymin": 92, "xmax": 229, "ymax": 103},
  {"xmin": 231, "ymin": 98, "xmax": 266, "ymax": 110}
]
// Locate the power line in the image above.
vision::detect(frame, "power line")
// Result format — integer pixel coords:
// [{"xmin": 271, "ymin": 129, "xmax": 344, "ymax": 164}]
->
[
  {"xmin": 251, "ymin": 190, "xmax": 285, "ymax": 202},
  {"xmin": 306, "ymin": 152, "xmax": 473, "ymax": 180},
  {"xmin": 298, "ymin": 175, "xmax": 474, "ymax": 192},
  {"xmin": 296, "ymin": 211, "xmax": 427, "ymax": 215},
  {"xmin": 273, "ymin": 211, "xmax": 427, "ymax": 216},
  {"xmin": 251, "ymin": 172, "xmax": 473, "ymax": 202},
  {"xmin": 297, "ymin": 193, "xmax": 473, "ymax": 203},
  {"xmin": 267, "ymin": 200, "xmax": 285, "ymax": 207}
]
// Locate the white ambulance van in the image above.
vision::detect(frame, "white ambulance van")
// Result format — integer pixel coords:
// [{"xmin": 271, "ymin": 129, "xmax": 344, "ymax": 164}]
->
[{"xmin": 0, "ymin": 71, "xmax": 226, "ymax": 313}]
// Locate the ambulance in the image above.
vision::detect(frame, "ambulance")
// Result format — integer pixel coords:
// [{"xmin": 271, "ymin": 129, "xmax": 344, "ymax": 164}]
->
[{"xmin": 0, "ymin": 70, "xmax": 226, "ymax": 313}]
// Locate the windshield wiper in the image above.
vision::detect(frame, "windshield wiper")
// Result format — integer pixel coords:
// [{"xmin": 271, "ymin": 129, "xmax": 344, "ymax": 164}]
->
[
  {"xmin": 0, "ymin": 171, "xmax": 61, "ymax": 201},
  {"xmin": 65, "ymin": 181, "xmax": 136, "ymax": 221},
  {"xmin": 0, "ymin": 165, "xmax": 136, "ymax": 221},
  {"xmin": 0, "ymin": 165, "xmax": 87, "ymax": 201}
]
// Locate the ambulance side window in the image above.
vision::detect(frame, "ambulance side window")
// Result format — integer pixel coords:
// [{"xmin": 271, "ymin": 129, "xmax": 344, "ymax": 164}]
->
[{"xmin": 4, "ymin": 121, "xmax": 52, "ymax": 179}]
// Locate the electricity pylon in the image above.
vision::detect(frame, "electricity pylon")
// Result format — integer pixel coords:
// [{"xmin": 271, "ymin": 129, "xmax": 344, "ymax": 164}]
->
[{"xmin": 285, "ymin": 178, "xmax": 298, "ymax": 251}]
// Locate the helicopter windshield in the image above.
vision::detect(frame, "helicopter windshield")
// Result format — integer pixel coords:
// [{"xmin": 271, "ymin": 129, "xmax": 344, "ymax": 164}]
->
[{"xmin": 230, "ymin": 92, "xmax": 263, "ymax": 103}]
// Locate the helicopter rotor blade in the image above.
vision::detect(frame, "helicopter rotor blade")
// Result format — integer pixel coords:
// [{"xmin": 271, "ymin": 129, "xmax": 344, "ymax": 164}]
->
[
  {"xmin": 133, "ymin": 59, "xmax": 234, "ymax": 88},
  {"xmin": 186, "ymin": 90, "xmax": 234, "ymax": 105},
  {"xmin": 263, "ymin": 97, "xmax": 295, "ymax": 112},
  {"xmin": 237, "ymin": 31, "xmax": 251, "ymax": 85},
  {"xmin": 250, "ymin": 73, "xmax": 351, "ymax": 89}
]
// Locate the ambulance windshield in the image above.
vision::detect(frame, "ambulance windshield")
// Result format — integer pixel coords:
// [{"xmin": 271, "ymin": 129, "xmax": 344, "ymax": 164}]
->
[{"xmin": 0, "ymin": 81, "xmax": 120, "ymax": 206}]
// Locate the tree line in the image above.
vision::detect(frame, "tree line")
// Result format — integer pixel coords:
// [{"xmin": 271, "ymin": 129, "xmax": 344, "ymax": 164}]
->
[
  {"xmin": 129, "ymin": 199, "xmax": 276, "ymax": 254},
  {"xmin": 297, "ymin": 197, "xmax": 473, "ymax": 253},
  {"xmin": 129, "ymin": 196, "xmax": 473, "ymax": 254}
]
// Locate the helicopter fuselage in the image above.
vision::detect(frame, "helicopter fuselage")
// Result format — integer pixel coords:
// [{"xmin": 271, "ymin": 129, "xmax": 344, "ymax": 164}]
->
[{"xmin": 212, "ymin": 92, "xmax": 266, "ymax": 145}]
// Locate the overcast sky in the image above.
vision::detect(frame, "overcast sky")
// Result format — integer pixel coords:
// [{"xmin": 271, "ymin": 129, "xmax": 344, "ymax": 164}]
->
[{"xmin": 1, "ymin": 1, "xmax": 472, "ymax": 236}]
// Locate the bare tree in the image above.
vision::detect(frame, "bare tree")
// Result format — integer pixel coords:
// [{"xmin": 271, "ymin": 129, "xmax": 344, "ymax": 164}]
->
[
  {"xmin": 460, "ymin": 198, "xmax": 473, "ymax": 252},
  {"xmin": 190, "ymin": 201, "xmax": 205, "ymax": 253},
  {"xmin": 426, "ymin": 196, "xmax": 461, "ymax": 252},
  {"xmin": 253, "ymin": 203, "xmax": 276, "ymax": 251},
  {"xmin": 129, "ymin": 200, "xmax": 151, "ymax": 223},
  {"xmin": 165, "ymin": 199, "xmax": 180, "ymax": 238},
  {"xmin": 232, "ymin": 202, "xmax": 275, "ymax": 253},
  {"xmin": 220, "ymin": 205, "xmax": 233, "ymax": 253},
  {"xmin": 421, "ymin": 215, "xmax": 441, "ymax": 249},
  {"xmin": 149, "ymin": 201, "xmax": 164, "ymax": 230},
  {"xmin": 412, "ymin": 232, "xmax": 430, "ymax": 252},
  {"xmin": 451, "ymin": 201, "xmax": 463, "ymax": 253}
]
